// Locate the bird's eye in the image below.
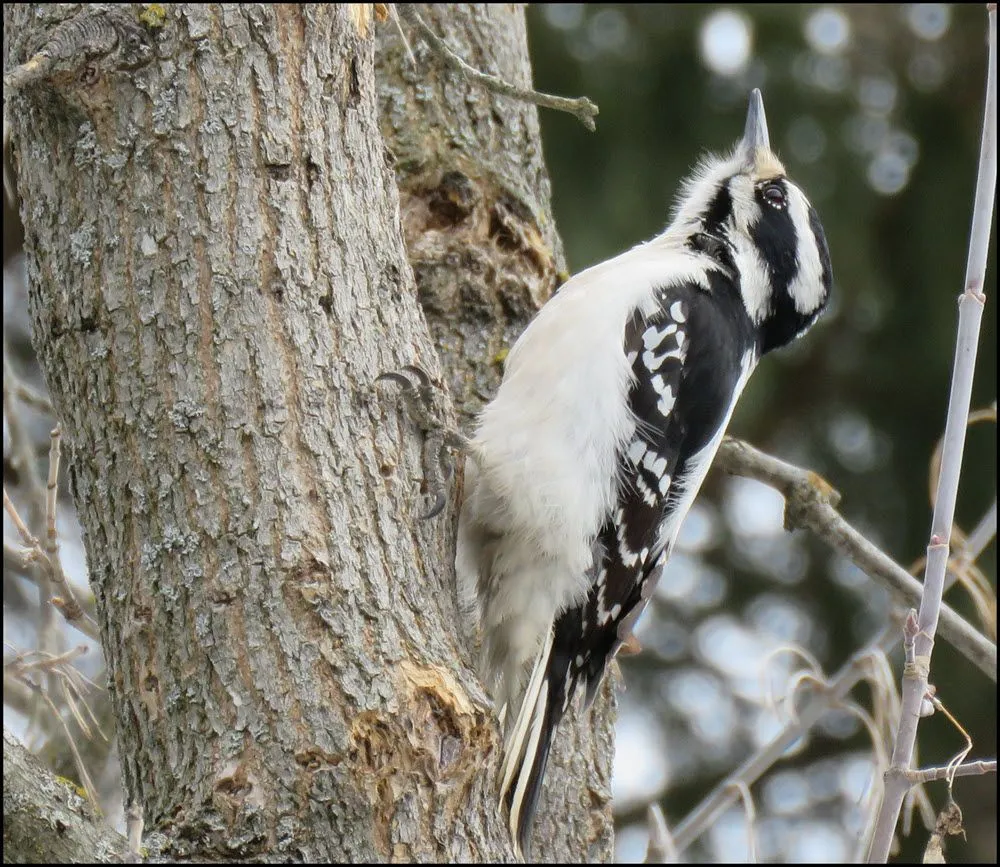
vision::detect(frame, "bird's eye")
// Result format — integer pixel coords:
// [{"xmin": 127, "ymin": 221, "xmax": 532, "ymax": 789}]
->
[{"xmin": 762, "ymin": 183, "xmax": 786, "ymax": 208}]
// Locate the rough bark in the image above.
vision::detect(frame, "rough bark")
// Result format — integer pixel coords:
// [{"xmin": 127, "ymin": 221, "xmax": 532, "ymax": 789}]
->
[
  {"xmin": 3, "ymin": 2, "xmax": 613, "ymax": 863},
  {"xmin": 375, "ymin": 5, "xmax": 615, "ymax": 861},
  {"xmin": 7, "ymin": 3, "xmax": 495, "ymax": 861},
  {"xmin": 4, "ymin": 728, "xmax": 125, "ymax": 863},
  {"xmin": 375, "ymin": 4, "xmax": 564, "ymax": 419}
]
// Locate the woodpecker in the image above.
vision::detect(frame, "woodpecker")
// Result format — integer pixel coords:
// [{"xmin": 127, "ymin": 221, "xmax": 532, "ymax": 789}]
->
[{"xmin": 451, "ymin": 90, "xmax": 833, "ymax": 856}]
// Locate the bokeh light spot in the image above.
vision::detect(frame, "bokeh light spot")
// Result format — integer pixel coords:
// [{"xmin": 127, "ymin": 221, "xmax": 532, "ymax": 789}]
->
[
  {"xmin": 858, "ymin": 75, "xmax": 898, "ymax": 116},
  {"xmin": 612, "ymin": 708, "xmax": 670, "ymax": 807},
  {"xmin": 804, "ymin": 7, "xmax": 851, "ymax": 54},
  {"xmin": 587, "ymin": 6, "xmax": 630, "ymax": 54},
  {"xmin": 906, "ymin": 3, "xmax": 951, "ymax": 41},
  {"xmin": 827, "ymin": 411, "xmax": 879, "ymax": 472},
  {"xmin": 867, "ymin": 150, "xmax": 910, "ymax": 195},
  {"xmin": 699, "ymin": 9, "xmax": 753, "ymax": 76},
  {"xmin": 543, "ymin": 3, "xmax": 584, "ymax": 32}
]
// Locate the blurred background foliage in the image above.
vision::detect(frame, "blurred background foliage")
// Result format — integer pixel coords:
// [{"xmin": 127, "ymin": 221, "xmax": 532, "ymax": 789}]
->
[{"xmin": 526, "ymin": 3, "xmax": 995, "ymax": 862}]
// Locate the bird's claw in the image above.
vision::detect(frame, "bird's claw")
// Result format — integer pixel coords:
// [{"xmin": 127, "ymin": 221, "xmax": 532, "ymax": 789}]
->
[
  {"xmin": 421, "ymin": 492, "xmax": 448, "ymax": 521},
  {"xmin": 374, "ymin": 371, "xmax": 415, "ymax": 389},
  {"xmin": 376, "ymin": 364, "xmax": 467, "ymax": 521}
]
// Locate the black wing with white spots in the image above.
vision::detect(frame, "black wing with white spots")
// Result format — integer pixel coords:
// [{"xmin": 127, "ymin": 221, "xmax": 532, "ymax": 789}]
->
[
  {"xmin": 501, "ymin": 289, "xmax": 691, "ymax": 851},
  {"xmin": 555, "ymin": 289, "xmax": 691, "ymax": 710},
  {"xmin": 502, "ymin": 275, "xmax": 758, "ymax": 855},
  {"xmin": 554, "ymin": 269, "xmax": 757, "ymax": 708}
]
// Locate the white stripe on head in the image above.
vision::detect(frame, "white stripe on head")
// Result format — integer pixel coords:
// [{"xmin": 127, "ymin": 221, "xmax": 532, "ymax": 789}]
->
[
  {"xmin": 729, "ymin": 233, "xmax": 771, "ymax": 325},
  {"xmin": 725, "ymin": 174, "xmax": 772, "ymax": 325},
  {"xmin": 785, "ymin": 184, "xmax": 828, "ymax": 316}
]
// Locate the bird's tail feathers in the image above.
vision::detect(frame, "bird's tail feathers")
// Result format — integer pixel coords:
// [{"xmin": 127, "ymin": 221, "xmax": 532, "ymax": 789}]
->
[{"xmin": 498, "ymin": 627, "xmax": 572, "ymax": 858}]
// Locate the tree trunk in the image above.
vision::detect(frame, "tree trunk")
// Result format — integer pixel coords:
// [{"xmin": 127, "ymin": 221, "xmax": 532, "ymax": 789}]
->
[
  {"xmin": 375, "ymin": 5, "xmax": 616, "ymax": 861},
  {"xmin": 3, "ymin": 3, "xmax": 613, "ymax": 861}
]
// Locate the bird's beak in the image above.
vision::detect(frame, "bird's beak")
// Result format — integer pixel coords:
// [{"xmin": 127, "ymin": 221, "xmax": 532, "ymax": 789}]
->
[{"xmin": 741, "ymin": 88, "xmax": 770, "ymax": 153}]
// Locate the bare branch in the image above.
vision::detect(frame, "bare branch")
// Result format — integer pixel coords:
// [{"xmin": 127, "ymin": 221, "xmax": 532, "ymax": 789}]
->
[
  {"xmin": 396, "ymin": 5, "xmax": 600, "ymax": 131},
  {"xmin": 3, "ymin": 344, "xmax": 48, "ymax": 524},
  {"xmin": 37, "ymin": 425, "xmax": 93, "ymax": 632},
  {"xmin": 645, "ymin": 803, "xmax": 676, "ymax": 864},
  {"xmin": 716, "ymin": 438, "xmax": 996, "ymax": 682},
  {"xmin": 962, "ymin": 497, "xmax": 996, "ymax": 557},
  {"xmin": 4, "ymin": 487, "xmax": 100, "ymax": 642},
  {"xmin": 27, "ymin": 682, "xmax": 97, "ymax": 803},
  {"xmin": 4, "ymin": 538, "xmax": 33, "ymax": 573},
  {"xmin": 4, "ymin": 487, "xmax": 39, "ymax": 547},
  {"xmin": 905, "ymin": 760, "xmax": 997, "ymax": 785},
  {"xmin": 4, "ymin": 344, "xmax": 60, "ymax": 673},
  {"xmin": 728, "ymin": 781, "xmax": 758, "ymax": 863},
  {"xmin": 924, "ymin": 692, "xmax": 973, "ymax": 792},
  {"xmin": 5, "ymin": 645, "xmax": 89, "ymax": 678},
  {"xmin": 670, "ymin": 492, "xmax": 997, "ymax": 856},
  {"xmin": 3, "ymin": 7, "xmax": 154, "ymax": 92},
  {"xmin": 868, "ymin": 7, "xmax": 997, "ymax": 860},
  {"xmin": 10, "ymin": 380, "xmax": 55, "ymax": 416},
  {"xmin": 2, "ymin": 675, "xmax": 36, "ymax": 716},
  {"xmin": 3, "ymin": 727, "xmax": 124, "ymax": 862},
  {"xmin": 948, "ymin": 497, "xmax": 998, "ymax": 637},
  {"xmin": 5, "ymin": 643, "xmax": 102, "ymax": 808},
  {"xmin": 45, "ymin": 426, "xmax": 62, "ymax": 555},
  {"xmin": 3, "ymin": 50, "xmax": 56, "ymax": 91}
]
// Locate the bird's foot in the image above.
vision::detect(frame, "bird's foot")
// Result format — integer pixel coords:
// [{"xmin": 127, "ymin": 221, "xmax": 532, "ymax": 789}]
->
[{"xmin": 376, "ymin": 365, "xmax": 470, "ymax": 519}]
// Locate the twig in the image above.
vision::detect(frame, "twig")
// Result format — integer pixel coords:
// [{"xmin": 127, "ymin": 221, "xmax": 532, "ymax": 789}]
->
[
  {"xmin": 924, "ymin": 691, "xmax": 973, "ymax": 793},
  {"xmin": 395, "ymin": 5, "xmax": 600, "ymax": 131},
  {"xmin": 961, "ymin": 498, "xmax": 996, "ymax": 561},
  {"xmin": 923, "ymin": 406, "xmax": 998, "ymax": 637},
  {"xmin": 728, "ymin": 781, "xmax": 758, "ymax": 863},
  {"xmin": 948, "ymin": 495, "xmax": 998, "ymax": 638},
  {"xmin": 716, "ymin": 438, "xmax": 996, "ymax": 682},
  {"xmin": 670, "ymin": 644, "xmax": 870, "ymax": 852},
  {"xmin": 644, "ymin": 803, "xmax": 676, "ymax": 864},
  {"xmin": 11, "ymin": 381, "xmax": 55, "ymax": 416},
  {"xmin": 2, "ymin": 674, "xmax": 37, "ymax": 715},
  {"xmin": 5, "ymin": 641, "xmax": 105, "ymax": 808},
  {"xmin": 4, "ymin": 538, "xmax": 32, "ymax": 573},
  {"xmin": 45, "ymin": 426, "xmax": 62, "ymax": 561},
  {"xmin": 22, "ymin": 678, "xmax": 101, "ymax": 807},
  {"xmin": 387, "ymin": 4, "xmax": 416, "ymax": 66},
  {"xmin": 904, "ymin": 760, "xmax": 996, "ymax": 785},
  {"xmin": 3, "ymin": 346, "xmax": 47, "ymax": 530},
  {"xmin": 4, "ymin": 488, "xmax": 36, "ymax": 545},
  {"xmin": 4, "ymin": 344, "xmax": 60, "ymax": 694},
  {"xmin": 669, "ymin": 497, "xmax": 997, "ymax": 856},
  {"xmin": 760, "ymin": 643, "xmax": 824, "ymax": 723},
  {"xmin": 4, "ymin": 487, "xmax": 100, "ymax": 642},
  {"xmin": 868, "ymin": 7, "xmax": 997, "ymax": 861},
  {"xmin": 124, "ymin": 801, "xmax": 145, "ymax": 863},
  {"xmin": 3, "ymin": 51, "xmax": 57, "ymax": 92},
  {"xmin": 61, "ymin": 678, "xmax": 94, "ymax": 739},
  {"xmin": 40, "ymin": 426, "xmax": 88, "ymax": 631},
  {"xmin": 4, "ymin": 644, "xmax": 89, "ymax": 677}
]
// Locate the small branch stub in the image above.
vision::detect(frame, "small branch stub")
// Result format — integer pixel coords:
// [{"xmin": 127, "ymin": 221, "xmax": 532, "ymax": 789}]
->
[
  {"xmin": 3, "ymin": 7, "xmax": 155, "ymax": 92},
  {"xmin": 396, "ymin": 5, "xmax": 600, "ymax": 130}
]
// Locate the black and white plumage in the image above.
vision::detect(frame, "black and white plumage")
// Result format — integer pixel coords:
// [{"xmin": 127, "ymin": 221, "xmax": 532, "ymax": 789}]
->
[{"xmin": 455, "ymin": 90, "xmax": 833, "ymax": 856}]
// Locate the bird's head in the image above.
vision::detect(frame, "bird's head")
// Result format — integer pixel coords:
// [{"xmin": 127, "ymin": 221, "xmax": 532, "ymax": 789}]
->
[{"xmin": 669, "ymin": 89, "xmax": 834, "ymax": 353}]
